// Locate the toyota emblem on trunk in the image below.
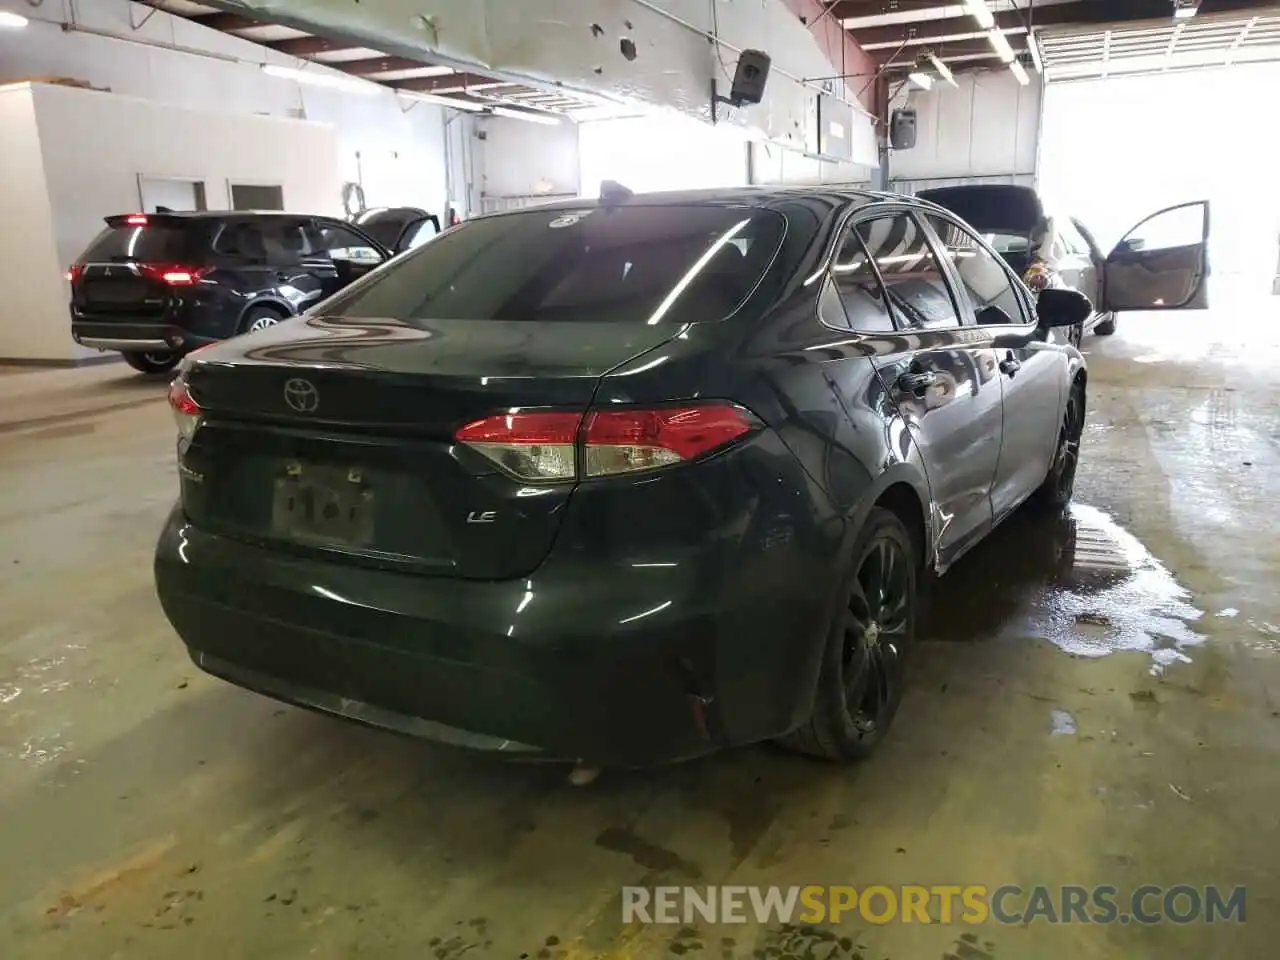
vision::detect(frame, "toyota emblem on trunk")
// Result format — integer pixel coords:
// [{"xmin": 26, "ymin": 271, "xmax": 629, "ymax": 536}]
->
[{"xmin": 283, "ymin": 378, "xmax": 320, "ymax": 413}]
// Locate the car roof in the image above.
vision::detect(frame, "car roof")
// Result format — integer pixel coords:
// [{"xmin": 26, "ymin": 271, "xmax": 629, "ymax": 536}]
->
[
  {"xmin": 480, "ymin": 185, "xmax": 905, "ymax": 217},
  {"xmin": 104, "ymin": 211, "xmax": 337, "ymax": 222}
]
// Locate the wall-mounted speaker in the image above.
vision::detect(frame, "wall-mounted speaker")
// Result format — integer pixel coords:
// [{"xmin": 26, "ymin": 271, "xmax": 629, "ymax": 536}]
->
[{"xmin": 889, "ymin": 108, "xmax": 917, "ymax": 150}]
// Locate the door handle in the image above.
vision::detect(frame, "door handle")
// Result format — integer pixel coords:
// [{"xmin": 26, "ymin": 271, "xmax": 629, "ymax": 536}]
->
[
  {"xmin": 896, "ymin": 370, "xmax": 937, "ymax": 396},
  {"xmin": 999, "ymin": 351, "xmax": 1021, "ymax": 377}
]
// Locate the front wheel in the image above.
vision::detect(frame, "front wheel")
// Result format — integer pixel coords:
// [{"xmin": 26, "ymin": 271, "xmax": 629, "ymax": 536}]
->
[
  {"xmin": 779, "ymin": 508, "xmax": 917, "ymax": 761},
  {"xmin": 121, "ymin": 351, "xmax": 179, "ymax": 375}
]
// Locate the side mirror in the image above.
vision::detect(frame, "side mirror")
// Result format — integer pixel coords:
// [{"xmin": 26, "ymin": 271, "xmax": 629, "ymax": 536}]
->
[
  {"xmin": 1036, "ymin": 288, "xmax": 1092, "ymax": 328},
  {"xmin": 1114, "ymin": 237, "xmax": 1146, "ymax": 254}
]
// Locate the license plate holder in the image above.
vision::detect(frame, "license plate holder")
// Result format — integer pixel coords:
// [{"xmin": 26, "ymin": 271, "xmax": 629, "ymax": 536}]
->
[{"xmin": 271, "ymin": 461, "xmax": 375, "ymax": 547}]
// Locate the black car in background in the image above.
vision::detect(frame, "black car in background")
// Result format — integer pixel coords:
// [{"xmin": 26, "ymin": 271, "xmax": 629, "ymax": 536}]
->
[
  {"xmin": 68, "ymin": 212, "xmax": 391, "ymax": 374},
  {"xmin": 352, "ymin": 206, "xmax": 442, "ymax": 255},
  {"xmin": 154, "ymin": 188, "xmax": 1206, "ymax": 767},
  {"xmin": 918, "ymin": 184, "xmax": 1210, "ymax": 343}
]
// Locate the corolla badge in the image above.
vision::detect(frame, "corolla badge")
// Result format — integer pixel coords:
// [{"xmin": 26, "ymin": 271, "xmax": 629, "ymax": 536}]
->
[{"xmin": 283, "ymin": 378, "xmax": 320, "ymax": 413}]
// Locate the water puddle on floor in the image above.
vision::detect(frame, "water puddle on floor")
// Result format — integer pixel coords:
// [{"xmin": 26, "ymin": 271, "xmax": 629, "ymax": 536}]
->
[{"xmin": 927, "ymin": 504, "xmax": 1204, "ymax": 673}]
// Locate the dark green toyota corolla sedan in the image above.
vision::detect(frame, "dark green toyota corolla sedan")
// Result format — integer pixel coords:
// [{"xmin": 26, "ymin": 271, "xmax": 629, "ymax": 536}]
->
[{"xmin": 154, "ymin": 185, "xmax": 1206, "ymax": 767}]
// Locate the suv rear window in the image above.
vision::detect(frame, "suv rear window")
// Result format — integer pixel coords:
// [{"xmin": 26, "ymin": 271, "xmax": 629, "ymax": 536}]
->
[
  {"xmin": 80, "ymin": 224, "xmax": 194, "ymax": 262},
  {"xmin": 326, "ymin": 205, "xmax": 786, "ymax": 324},
  {"xmin": 210, "ymin": 218, "xmax": 317, "ymax": 263}
]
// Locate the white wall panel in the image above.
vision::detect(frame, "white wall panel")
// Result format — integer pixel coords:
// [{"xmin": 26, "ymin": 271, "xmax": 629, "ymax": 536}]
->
[
  {"xmin": 749, "ymin": 143, "xmax": 872, "ymax": 187},
  {"xmin": 0, "ymin": 2, "xmax": 454, "ymax": 214},
  {"xmin": 480, "ymin": 118, "xmax": 581, "ymax": 199},
  {"xmin": 0, "ymin": 86, "xmax": 67, "ymax": 362},
  {"xmin": 888, "ymin": 70, "xmax": 1041, "ymax": 188}
]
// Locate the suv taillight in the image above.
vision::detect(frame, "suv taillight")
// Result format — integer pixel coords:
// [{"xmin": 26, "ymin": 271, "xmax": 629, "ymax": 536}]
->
[
  {"xmin": 168, "ymin": 377, "xmax": 203, "ymax": 441},
  {"xmin": 139, "ymin": 264, "xmax": 214, "ymax": 286},
  {"xmin": 454, "ymin": 404, "xmax": 754, "ymax": 483},
  {"xmin": 65, "ymin": 264, "xmax": 85, "ymax": 285}
]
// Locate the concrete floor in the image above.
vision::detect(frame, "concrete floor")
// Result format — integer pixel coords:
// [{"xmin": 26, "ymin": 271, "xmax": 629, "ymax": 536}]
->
[{"xmin": 2, "ymin": 312, "xmax": 1278, "ymax": 959}]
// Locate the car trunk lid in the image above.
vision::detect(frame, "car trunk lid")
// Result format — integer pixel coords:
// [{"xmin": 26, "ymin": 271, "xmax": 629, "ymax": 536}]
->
[{"xmin": 178, "ymin": 315, "xmax": 681, "ymax": 579}]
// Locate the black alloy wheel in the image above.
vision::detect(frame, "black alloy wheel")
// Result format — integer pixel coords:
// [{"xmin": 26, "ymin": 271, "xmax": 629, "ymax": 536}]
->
[
  {"xmin": 780, "ymin": 508, "xmax": 917, "ymax": 761},
  {"xmin": 1036, "ymin": 387, "xmax": 1084, "ymax": 508},
  {"xmin": 842, "ymin": 535, "xmax": 910, "ymax": 737}
]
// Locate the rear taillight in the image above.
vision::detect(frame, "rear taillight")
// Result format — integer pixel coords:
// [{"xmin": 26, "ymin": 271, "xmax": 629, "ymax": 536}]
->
[
  {"xmin": 167, "ymin": 377, "xmax": 203, "ymax": 442},
  {"xmin": 139, "ymin": 264, "xmax": 213, "ymax": 287},
  {"xmin": 454, "ymin": 404, "xmax": 754, "ymax": 483},
  {"xmin": 455, "ymin": 411, "xmax": 581, "ymax": 482},
  {"xmin": 65, "ymin": 264, "xmax": 84, "ymax": 285}
]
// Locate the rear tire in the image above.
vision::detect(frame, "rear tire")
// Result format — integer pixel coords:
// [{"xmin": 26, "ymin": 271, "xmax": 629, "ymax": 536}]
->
[
  {"xmin": 1093, "ymin": 312, "xmax": 1117, "ymax": 336},
  {"xmin": 779, "ymin": 508, "xmax": 917, "ymax": 761},
  {"xmin": 1034, "ymin": 384, "xmax": 1084, "ymax": 510},
  {"xmin": 239, "ymin": 305, "xmax": 287, "ymax": 334},
  {"xmin": 121, "ymin": 351, "xmax": 179, "ymax": 375}
]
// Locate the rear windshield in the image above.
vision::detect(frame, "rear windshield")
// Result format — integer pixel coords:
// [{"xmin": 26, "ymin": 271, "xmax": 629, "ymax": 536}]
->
[
  {"xmin": 983, "ymin": 232, "xmax": 1032, "ymax": 254},
  {"xmin": 326, "ymin": 205, "xmax": 786, "ymax": 324},
  {"xmin": 80, "ymin": 224, "xmax": 194, "ymax": 262}
]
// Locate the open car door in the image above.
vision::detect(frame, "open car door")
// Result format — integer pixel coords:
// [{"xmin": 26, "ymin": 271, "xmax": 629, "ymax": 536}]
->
[{"xmin": 1102, "ymin": 200, "xmax": 1210, "ymax": 311}]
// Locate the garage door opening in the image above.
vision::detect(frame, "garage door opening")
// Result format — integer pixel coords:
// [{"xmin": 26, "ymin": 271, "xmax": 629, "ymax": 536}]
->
[
  {"xmin": 1039, "ymin": 62, "xmax": 1280, "ymax": 305},
  {"xmin": 577, "ymin": 114, "xmax": 748, "ymax": 197}
]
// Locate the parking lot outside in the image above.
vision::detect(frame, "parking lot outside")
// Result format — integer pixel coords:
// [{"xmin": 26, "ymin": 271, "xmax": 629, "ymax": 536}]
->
[{"xmin": 2, "ymin": 309, "xmax": 1278, "ymax": 959}]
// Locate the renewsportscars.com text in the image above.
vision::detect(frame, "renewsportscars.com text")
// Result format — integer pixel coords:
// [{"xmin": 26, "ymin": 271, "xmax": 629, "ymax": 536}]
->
[{"xmin": 622, "ymin": 884, "xmax": 1246, "ymax": 926}]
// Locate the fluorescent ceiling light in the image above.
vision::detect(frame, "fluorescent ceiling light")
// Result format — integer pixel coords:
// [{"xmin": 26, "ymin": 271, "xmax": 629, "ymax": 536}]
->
[
  {"xmin": 0, "ymin": 11, "xmax": 29, "ymax": 28},
  {"xmin": 397, "ymin": 90, "xmax": 487, "ymax": 111},
  {"xmin": 963, "ymin": 0, "xmax": 995, "ymax": 30},
  {"xmin": 907, "ymin": 71, "xmax": 933, "ymax": 90},
  {"xmin": 988, "ymin": 29, "xmax": 1016, "ymax": 63},
  {"xmin": 1009, "ymin": 59, "xmax": 1030, "ymax": 85},
  {"xmin": 1173, "ymin": 1, "xmax": 1199, "ymax": 18},
  {"xmin": 491, "ymin": 106, "xmax": 561, "ymax": 125},
  {"xmin": 927, "ymin": 53, "xmax": 958, "ymax": 87},
  {"xmin": 261, "ymin": 63, "xmax": 379, "ymax": 94}
]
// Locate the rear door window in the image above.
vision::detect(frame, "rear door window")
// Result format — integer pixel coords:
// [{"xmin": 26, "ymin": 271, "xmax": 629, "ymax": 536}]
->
[
  {"xmin": 325, "ymin": 205, "xmax": 786, "ymax": 324},
  {"xmin": 854, "ymin": 214, "xmax": 962, "ymax": 330},
  {"xmin": 211, "ymin": 219, "xmax": 316, "ymax": 265},
  {"xmin": 81, "ymin": 224, "xmax": 194, "ymax": 262}
]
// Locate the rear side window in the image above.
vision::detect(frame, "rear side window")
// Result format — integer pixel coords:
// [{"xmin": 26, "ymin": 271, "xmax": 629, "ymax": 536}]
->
[
  {"xmin": 80, "ymin": 224, "xmax": 194, "ymax": 262},
  {"xmin": 856, "ymin": 214, "xmax": 961, "ymax": 330},
  {"xmin": 326, "ymin": 205, "xmax": 786, "ymax": 324},
  {"xmin": 829, "ymin": 227, "xmax": 895, "ymax": 332},
  {"xmin": 211, "ymin": 219, "xmax": 315, "ymax": 264}
]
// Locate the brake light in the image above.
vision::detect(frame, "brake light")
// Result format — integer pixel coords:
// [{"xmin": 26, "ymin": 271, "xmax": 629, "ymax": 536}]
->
[
  {"xmin": 126, "ymin": 214, "xmax": 148, "ymax": 226},
  {"xmin": 65, "ymin": 264, "xmax": 84, "ymax": 284},
  {"xmin": 138, "ymin": 263, "xmax": 213, "ymax": 286},
  {"xmin": 167, "ymin": 377, "xmax": 203, "ymax": 442},
  {"xmin": 454, "ymin": 404, "xmax": 754, "ymax": 482}
]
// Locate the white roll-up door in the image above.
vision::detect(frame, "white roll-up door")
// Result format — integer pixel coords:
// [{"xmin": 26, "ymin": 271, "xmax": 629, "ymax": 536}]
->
[{"xmin": 1037, "ymin": 9, "xmax": 1280, "ymax": 82}]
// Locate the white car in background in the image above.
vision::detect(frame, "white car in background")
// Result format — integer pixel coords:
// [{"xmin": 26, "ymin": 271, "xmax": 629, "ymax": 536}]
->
[{"xmin": 917, "ymin": 184, "xmax": 1210, "ymax": 344}]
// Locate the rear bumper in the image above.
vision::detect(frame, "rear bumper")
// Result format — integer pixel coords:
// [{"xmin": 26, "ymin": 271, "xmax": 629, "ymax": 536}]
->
[
  {"xmin": 71, "ymin": 320, "xmax": 217, "ymax": 353},
  {"xmin": 154, "ymin": 502, "xmax": 834, "ymax": 767}
]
